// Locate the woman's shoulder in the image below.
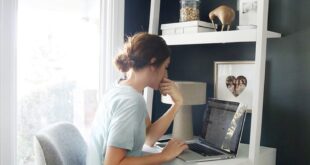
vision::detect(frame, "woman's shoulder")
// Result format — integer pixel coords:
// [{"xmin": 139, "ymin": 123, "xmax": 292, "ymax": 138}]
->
[{"xmin": 103, "ymin": 84, "xmax": 144, "ymax": 105}]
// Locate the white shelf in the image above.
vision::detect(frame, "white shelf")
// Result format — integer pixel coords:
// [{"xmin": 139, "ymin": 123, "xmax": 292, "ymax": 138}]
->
[
  {"xmin": 143, "ymin": 135, "xmax": 276, "ymax": 165},
  {"xmin": 148, "ymin": 0, "xmax": 279, "ymax": 164},
  {"xmin": 161, "ymin": 144, "xmax": 276, "ymax": 165},
  {"xmin": 161, "ymin": 29, "xmax": 281, "ymax": 45}
]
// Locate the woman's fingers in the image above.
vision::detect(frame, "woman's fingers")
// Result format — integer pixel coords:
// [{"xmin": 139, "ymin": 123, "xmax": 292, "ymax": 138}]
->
[
  {"xmin": 159, "ymin": 81, "xmax": 172, "ymax": 95},
  {"xmin": 159, "ymin": 78, "xmax": 183, "ymax": 105},
  {"xmin": 160, "ymin": 81, "xmax": 172, "ymax": 87},
  {"xmin": 159, "ymin": 83, "xmax": 170, "ymax": 88},
  {"xmin": 163, "ymin": 78, "xmax": 173, "ymax": 83},
  {"xmin": 161, "ymin": 138, "xmax": 188, "ymax": 161},
  {"xmin": 173, "ymin": 139, "xmax": 187, "ymax": 149},
  {"xmin": 171, "ymin": 138, "xmax": 185, "ymax": 145},
  {"xmin": 160, "ymin": 89, "xmax": 172, "ymax": 95},
  {"xmin": 160, "ymin": 78, "xmax": 175, "ymax": 88},
  {"xmin": 159, "ymin": 85, "xmax": 170, "ymax": 91},
  {"xmin": 181, "ymin": 144, "xmax": 188, "ymax": 150},
  {"xmin": 160, "ymin": 86, "xmax": 171, "ymax": 91}
]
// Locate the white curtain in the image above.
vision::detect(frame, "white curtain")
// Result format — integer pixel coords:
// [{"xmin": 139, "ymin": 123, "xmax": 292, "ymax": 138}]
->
[
  {"xmin": 0, "ymin": 0, "xmax": 124, "ymax": 163},
  {"xmin": 0, "ymin": 0, "xmax": 17, "ymax": 164},
  {"xmin": 99, "ymin": 0, "xmax": 124, "ymax": 97}
]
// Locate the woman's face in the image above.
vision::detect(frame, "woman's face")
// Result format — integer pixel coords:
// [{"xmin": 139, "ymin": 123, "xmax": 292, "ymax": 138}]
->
[{"xmin": 148, "ymin": 57, "xmax": 170, "ymax": 90}]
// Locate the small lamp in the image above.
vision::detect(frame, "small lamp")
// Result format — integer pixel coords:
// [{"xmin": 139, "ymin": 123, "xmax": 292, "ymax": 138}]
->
[{"xmin": 161, "ymin": 81, "xmax": 206, "ymax": 140}]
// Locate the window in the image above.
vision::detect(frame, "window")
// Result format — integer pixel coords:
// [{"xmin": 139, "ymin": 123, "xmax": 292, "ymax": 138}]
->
[{"xmin": 17, "ymin": 0, "xmax": 100, "ymax": 164}]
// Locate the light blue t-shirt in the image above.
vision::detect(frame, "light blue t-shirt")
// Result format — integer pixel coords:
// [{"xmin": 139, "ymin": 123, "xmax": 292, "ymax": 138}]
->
[{"xmin": 86, "ymin": 84, "xmax": 148, "ymax": 165}]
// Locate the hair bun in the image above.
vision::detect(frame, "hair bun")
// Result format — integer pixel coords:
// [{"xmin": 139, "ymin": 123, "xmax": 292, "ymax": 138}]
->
[
  {"xmin": 114, "ymin": 53, "xmax": 133, "ymax": 73},
  {"xmin": 114, "ymin": 32, "xmax": 170, "ymax": 73}
]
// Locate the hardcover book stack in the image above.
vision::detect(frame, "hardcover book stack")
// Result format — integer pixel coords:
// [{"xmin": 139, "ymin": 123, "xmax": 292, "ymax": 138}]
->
[{"xmin": 161, "ymin": 21, "xmax": 217, "ymax": 35}]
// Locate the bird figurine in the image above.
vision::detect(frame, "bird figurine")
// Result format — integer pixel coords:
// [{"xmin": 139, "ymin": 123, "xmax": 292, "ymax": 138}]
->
[{"xmin": 209, "ymin": 5, "xmax": 235, "ymax": 31}]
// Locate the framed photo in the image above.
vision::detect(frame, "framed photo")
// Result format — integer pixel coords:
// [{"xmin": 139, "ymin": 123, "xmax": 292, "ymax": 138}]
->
[
  {"xmin": 214, "ymin": 61, "xmax": 255, "ymax": 111},
  {"xmin": 238, "ymin": 0, "xmax": 257, "ymax": 26}
]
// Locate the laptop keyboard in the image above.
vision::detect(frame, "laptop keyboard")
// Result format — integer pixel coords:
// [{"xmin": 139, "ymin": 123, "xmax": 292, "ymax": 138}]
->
[{"xmin": 188, "ymin": 143, "xmax": 223, "ymax": 156}]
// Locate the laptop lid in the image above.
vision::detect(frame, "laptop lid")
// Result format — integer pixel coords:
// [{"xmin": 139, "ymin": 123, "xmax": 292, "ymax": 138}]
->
[{"xmin": 200, "ymin": 98, "xmax": 247, "ymax": 155}]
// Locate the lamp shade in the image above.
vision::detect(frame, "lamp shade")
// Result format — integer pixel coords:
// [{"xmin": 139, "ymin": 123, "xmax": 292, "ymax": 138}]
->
[
  {"xmin": 161, "ymin": 81, "xmax": 207, "ymax": 140},
  {"xmin": 161, "ymin": 81, "xmax": 206, "ymax": 105}
]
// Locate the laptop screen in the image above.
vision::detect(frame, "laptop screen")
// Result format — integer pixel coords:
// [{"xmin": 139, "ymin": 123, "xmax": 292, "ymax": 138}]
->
[{"xmin": 201, "ymin": 98, "xmax": 246, "ymax": 154}]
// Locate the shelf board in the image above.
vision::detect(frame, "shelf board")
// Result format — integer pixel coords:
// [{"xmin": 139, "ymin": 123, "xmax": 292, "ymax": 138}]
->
[
  {"xmin": 161, "ymin": 29, "xmax": 281, "ymax": 45},
  {"xmin": 143, "ymin": 142, "xmax": 276, "ymax": 165},
  {"xmin": 162, "ymin": 144, "xmax": 276, "ymax": 165}
]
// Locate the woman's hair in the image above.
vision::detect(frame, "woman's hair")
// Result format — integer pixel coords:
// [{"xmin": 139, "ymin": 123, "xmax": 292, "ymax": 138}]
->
[{"xmin": 114, "ymin": 32, "xmax": 171, "ymax": 73}]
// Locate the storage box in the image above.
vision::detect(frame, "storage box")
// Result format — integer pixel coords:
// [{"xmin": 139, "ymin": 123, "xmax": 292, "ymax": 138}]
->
[
  {"xmin": 161, "ymin": 21, "xmax": 217, "ymax": 35},
  {"xmin": 162, "ymin": 26, "xmax": 214, "ymax": 35}
]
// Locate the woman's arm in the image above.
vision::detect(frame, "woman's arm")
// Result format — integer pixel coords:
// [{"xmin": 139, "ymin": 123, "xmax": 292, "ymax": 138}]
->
[
  {"xmin": 104, "ymin": 139, "xmax": 187, "ymax": 165},
  {"xmin": 145, "ymin": 78, "xmax": 183, "ymax": 146},
  {"xmin": 104, "ymin": 146, "xmax": 165, "ymax": 165},
  {"xmin": 145, "ymin": 104, "xmax": 180, "ymax": 146}
]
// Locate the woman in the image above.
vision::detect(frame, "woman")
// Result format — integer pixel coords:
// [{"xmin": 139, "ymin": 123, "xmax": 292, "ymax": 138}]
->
[{"xmin": 87, "ymin": 32, "xmax": 188, "ymax": 165}]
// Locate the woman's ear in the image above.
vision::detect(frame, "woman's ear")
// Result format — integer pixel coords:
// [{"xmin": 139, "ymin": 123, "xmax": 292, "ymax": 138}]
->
[{"xmin": 149, "ymin": 57, "xmax": 157, "ymax": 72}]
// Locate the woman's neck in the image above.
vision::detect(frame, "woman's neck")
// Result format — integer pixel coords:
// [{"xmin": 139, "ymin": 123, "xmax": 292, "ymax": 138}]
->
[{"xmin": 119, "ymin": 71, "xmax": 147, "ymax": 93}]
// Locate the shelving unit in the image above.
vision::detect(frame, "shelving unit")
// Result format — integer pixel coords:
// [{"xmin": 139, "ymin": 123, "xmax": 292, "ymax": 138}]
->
[
  {"xmin": 144, "ymin": 0, "xmax": 281, "ymax": 165},
  {"xmin": 162, "ymin": 143, "xmax": 276, "ymax": 165},
  {"xmin": 161, "ymin": 29, "xmax": 281, "ymax": 45}
]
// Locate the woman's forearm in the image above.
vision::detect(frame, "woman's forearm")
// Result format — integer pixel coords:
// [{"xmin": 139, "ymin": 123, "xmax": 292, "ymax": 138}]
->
[
  {"xmin": 145, "ymin": 104, "xmax": 181, "ymax": 146},
  {"xmin": 104, "ymin": 146, "xmax": 170, "ymax": 165},
  {"xmin": 119, "ymin": 153, "xmax": 167, "ymax": 165}
]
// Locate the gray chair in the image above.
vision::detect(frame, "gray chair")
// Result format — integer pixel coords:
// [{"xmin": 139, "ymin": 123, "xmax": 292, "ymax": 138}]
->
[{"xmin": 34, "ymin": 122, "xmax": 87, "ymax": 165}]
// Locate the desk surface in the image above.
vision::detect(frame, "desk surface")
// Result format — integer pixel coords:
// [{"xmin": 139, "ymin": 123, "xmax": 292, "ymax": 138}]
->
[{"xmin": 144, "ymin": 143, "xmax": 276, "ymax": 165}]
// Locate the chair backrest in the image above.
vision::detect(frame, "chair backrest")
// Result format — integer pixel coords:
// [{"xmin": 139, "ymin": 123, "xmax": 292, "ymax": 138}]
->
[{"xmin": 34, "ymin": 122, "xmax": 87, "ymax": 165}]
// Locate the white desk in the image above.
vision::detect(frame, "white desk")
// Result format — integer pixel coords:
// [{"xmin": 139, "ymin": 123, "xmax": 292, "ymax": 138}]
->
[{"xmin": 144, "ymin": 143, "xmax": 276, "ymax": 165}]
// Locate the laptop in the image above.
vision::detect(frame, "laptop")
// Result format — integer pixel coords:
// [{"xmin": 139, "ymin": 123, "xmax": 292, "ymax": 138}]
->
[{"xmin": 158, "ymin": 98, "xmax": 247, "ymax": 162}]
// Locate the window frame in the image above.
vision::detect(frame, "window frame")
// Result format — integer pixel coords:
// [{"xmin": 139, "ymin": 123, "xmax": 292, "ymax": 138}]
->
[
  {"xmin": 99, "ymin": 0, "xmax": 124, "ymax": 98},
  {"xmin": 0, "ymin": 0, "xmax": 18, "ymax": 164}
]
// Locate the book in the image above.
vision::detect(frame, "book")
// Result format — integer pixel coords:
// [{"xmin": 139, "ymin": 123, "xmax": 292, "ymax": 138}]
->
[
  {"xmin": 162, "ymin": 26, "xmax": 215, "ymax": 35},
  {"xmin": 161, "ymin": 20, "xmax": 217, "ymax": 30}
]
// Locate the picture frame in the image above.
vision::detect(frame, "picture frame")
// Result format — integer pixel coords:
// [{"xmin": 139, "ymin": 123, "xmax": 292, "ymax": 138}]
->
[
  {"xmin": 214, "ymin": 61, "xmax": 255, "ymax": 111},
  {"xmin": 238, "ymin": 0, "xmax": 258, "ymax": 27}
]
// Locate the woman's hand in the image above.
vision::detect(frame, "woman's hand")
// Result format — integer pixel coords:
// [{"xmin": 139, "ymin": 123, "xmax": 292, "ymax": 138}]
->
[
  {"xmin": 159, "ymin": 78, "xmax": 183, "ymax": 106},
  {"xmin": 160, "ymin": 138, "xmax": 188, "ymax": 161}
]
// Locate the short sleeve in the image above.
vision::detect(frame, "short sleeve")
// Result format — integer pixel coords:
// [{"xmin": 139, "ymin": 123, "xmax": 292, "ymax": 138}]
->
[{"xmin": 106, "ymin": 98, "xmax": 144, "ymax": 151}]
